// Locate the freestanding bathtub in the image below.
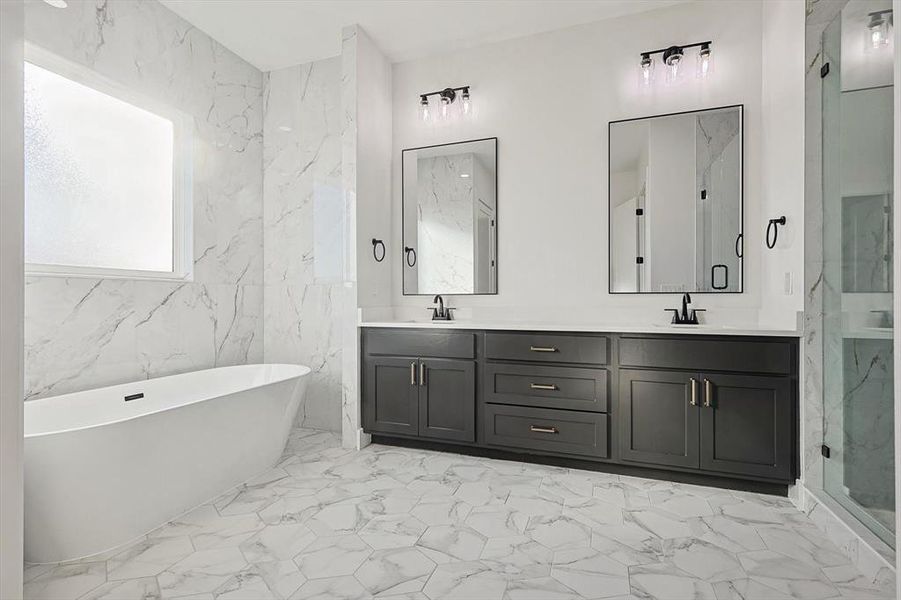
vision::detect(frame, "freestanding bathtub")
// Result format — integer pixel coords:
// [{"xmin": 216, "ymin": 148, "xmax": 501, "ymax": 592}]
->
[{"xmin": 24, "ymin": 364, "xmax": 309, "ymax": 563}]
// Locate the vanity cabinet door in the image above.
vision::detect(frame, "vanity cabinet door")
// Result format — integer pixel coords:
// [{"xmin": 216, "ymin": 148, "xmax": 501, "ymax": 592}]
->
[
  {"xmin": 363, "ymin": 357, "xmax": 419, "ymax": 436},
  {"xmin": 619, "ymin": 369, "xmax": 700, "ymax": 469},
  {"xmin": 418, "ymin": 359, "xmax": 476, "ymax": 443},
  {"xmin": 699, "ymin": 373, "xmax": 793, "ymax": 481}
]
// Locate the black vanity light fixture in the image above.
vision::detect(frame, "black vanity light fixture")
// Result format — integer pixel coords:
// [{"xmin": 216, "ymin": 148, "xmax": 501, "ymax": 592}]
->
[
  {"xmin": 639, "ymin": 41, "xmax": 712, "ymax": 87},
  {"xmin": 867, "ymin": 9, "xmax": 893, "ymax": 50},
  {"xmin": 419, "ymin": 86, "xmax": 472, "ymax": 123}
]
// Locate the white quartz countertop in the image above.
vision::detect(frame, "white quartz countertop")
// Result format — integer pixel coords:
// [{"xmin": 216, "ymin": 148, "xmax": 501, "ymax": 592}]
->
[{"xmin": 359, "ymin": 320, "xmax": 802, "ymax": 338}]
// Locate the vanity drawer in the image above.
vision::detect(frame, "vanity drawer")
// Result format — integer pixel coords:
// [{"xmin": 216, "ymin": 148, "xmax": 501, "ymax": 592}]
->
[
  {"xmin": 486, "ymin": 333, "xmax": 607, "ymax": 365},
  {"xmin": 364, "ymin": 329, "xmax": 475, "ymax": 359},
  {"xmin": 485, "ymin": 364, "xmax": 608, "ymax": 412},
  {"xmin": 618, "ymin": 337, "xmax": 793, "ymax": 375},
  {"xmin": 483, "ymin": 405, "xmax": 608, "ymax": 458}
]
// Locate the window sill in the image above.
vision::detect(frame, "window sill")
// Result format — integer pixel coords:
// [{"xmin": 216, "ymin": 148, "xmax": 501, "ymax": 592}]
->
[{"xmin": 25, "ymin": 265, "xmax": 194, "ymax": 283}]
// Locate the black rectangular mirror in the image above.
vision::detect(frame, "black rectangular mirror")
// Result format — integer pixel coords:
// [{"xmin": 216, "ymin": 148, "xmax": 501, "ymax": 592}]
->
[
  {"xmin": 402, "ymin": 137, "xmax": 498, "ymax": 295},
  {"xmin": 609, "ymin": 105, "xmax": 743, "ymax": 293}
]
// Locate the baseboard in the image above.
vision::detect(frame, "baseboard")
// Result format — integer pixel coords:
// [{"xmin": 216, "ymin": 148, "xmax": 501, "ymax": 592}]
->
[{"xmin": 794, "ymin": 485, "xmax": 896, "ymax": 586}]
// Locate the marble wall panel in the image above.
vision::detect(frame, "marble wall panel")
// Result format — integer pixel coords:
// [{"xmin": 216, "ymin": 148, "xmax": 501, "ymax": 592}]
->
[
  {"xmin": 262, "ymin": 58, "xmax": 343, "ymax": 432},
  {"xmin": 23, "ymin": 0, "xmax": 264, "ymax": 399}
]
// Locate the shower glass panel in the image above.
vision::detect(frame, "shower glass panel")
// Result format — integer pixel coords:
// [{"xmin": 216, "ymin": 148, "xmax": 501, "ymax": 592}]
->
[{"xmin": 821, "ymin": 0, "xmax": 895, "ymax": 548}]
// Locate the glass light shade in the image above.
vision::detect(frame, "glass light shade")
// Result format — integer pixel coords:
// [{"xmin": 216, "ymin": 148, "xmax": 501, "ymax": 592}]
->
[
  {"xmin": 868, "ymin": 17, "xmax": 890, "ymax": 49},
  {"xmin": 462, "ymin": 91, "xmax": 472, "ymax": 116},
  {"xmin": 419, "ymin": 97, "xmax": 430, "ymax": 122},
  {"xmin": 664, "ymin": 55, "xmax": 682, "ymax": 84},
  {"xmin": 440, "ymin": 97, "xmax": 451, "ymax": 120},
  {"xmin": 639, "ymin": 55, "xmax": 654, "ymax": 88},
  {"xmin": 696, "ymin": 47, "xmax": 713, "ymax": 78}
]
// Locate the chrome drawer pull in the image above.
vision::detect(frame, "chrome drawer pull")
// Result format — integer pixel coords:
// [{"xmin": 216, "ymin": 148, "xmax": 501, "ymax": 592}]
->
[
  {"xmin": 530, "ymin": 425, "xmax": 559, "ymax": 434},
  {"xmin": 689, "ymin": 378, "xmax": 698, "ymax": 406},
  {"xmin": 420, "ymin": 363, "xmax": 426, "ymax": 386},
  {"xmin": 529, "ymin": 346, "xmax": 558, "ymax": 353},
  {"xmin": 411, "ymin": 362, "xmax": 417, "ymax": 386},
  {"xmin": 704, "ymin": 378, "xmax": 713, "ymax": 408},
  {"xmin": 530, "ymin": 383, "xmax": 558, "ymax": 391}
]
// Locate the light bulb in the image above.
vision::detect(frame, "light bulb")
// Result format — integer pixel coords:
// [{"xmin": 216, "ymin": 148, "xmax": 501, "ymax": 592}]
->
[
  {"xmin": 440, "ymin": 96, "xmax": 451, "ymax": 120},
  {"xmin": 419, "ymin": 96, "xmax": 430, "ymax": 122},
  {"xmin": 696, "ymin": 43, "xmax": 713, "ymax": 79},
  {"xmin": 461, "ymin": 88, "xmax": 472, "ymax": 116},
  {"xmin": 639, "ymin": 53, "xmax": 653, "ymax": 88}
]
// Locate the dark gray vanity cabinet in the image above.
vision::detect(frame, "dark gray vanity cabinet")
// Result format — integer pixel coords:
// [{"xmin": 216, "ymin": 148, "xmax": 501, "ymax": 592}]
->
[
  {"xmin": 620, "ymin": 370, "xmax": 793, "ymax": 480},
  {"xmin": 364, "ymin": 357, "xmax": 419, "ymax": 436},
  {"xmin": 418, "ymin": 358, "xmax": 476, "ymax": 442},
  {"xmin": 618, "ymin": 336, "xmax": 796, "ymax": 481},
  {"xmin": 699, "ymin": 373, "xmax": 793, "ymax": 480},
  {"xmin": 361, "ymin": 327, "xmax": 799, "ymax": 489},
  {"xmin": 362, "ymin": 330, "xmax": 477, "ymax": 443},
  {"xmin": 619, "ymin": 370, "xmax": 700, "ymax": 468}
]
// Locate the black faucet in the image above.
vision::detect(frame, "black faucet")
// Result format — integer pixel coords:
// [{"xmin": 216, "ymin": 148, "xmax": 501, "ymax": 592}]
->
[
  {"xmin": 666, "ymin": 293, "xmax": 705, "ymax": 325},
  {"xmin": 430, "ymin": 295, "xmax": 454, "ymax": 321}
]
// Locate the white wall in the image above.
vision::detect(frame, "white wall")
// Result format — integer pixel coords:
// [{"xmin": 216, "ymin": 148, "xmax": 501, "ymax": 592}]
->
[
  {"xmin": 355, "ymin": 28, "xmax": 393, "ymax": 309},
  {"xmin": 390, "ymin": 0, "xmax": 802, "ymax": 327},
  {"xmin": 0, "ymin": 2, "xmax": 24, "ymax": 596},
  {"xmin": 760, "ymin": 0, "xmax": 806, "ymax": 326}
]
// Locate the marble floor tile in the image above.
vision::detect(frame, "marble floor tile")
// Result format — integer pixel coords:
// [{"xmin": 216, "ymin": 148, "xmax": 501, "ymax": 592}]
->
[{"xmin": 22, "ymin": 428, "xmax": 892, "ymax": 600}]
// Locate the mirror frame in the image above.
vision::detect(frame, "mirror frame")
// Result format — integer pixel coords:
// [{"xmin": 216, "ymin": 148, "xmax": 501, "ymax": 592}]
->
[
  {"xmin": 607, "ymin": 104, "xmax": 744, "ymax": 295},
  {"xmin": 401, "ymin": 136, "xmax": 499, "ymax": 296}
]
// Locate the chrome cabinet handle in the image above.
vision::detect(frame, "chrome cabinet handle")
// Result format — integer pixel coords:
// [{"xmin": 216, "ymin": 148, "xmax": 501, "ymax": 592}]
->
[
  {"xmin": 530, "ymin": 425, "xmax": 559, "ymax": 434},
  {"xmin": 420, "ymin": 363, "xmax": 426, "ymax": 386},
  {"xmin": 689, "ymin": 378, "xmax": 698, "ymax": 406},
  {"xmin": 529, "ymin": 346, "xmax": 558, "ymax": 353},
  {"xmin": 530, "ymin": 383, "xmax": 558, "ymax": 391},
  {"xmin": 704, "ymin": 378, "xmax": 713, "ymax": 408},
  {"xmin": 411, "ymin": 362, "xmax": 417, "ymax": 386}
]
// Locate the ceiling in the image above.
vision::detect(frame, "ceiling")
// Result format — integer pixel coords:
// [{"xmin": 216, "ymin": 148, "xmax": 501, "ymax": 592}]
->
[{"xmin": 159, "ymin": 0, "xmax": 687, "ymax": 72}]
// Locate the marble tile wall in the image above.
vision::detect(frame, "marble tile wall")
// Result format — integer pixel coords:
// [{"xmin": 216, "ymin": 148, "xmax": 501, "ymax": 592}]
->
[
  {"xmin": 23, "ymin": 0, "xmax": 264, "ymax": 400},
  {"xmin": 262, "ymin": 58, "xmax": 344, "ymax": 432}
]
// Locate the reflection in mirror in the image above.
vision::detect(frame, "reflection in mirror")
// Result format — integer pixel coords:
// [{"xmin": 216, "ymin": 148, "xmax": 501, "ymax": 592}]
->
[
  {"xmin": 609, "ymin": 105, "xmax": 743, "ymax": 293},
  {"xmin": 403, "ymin": 138, "xmax": 497, "ymax": 295}
]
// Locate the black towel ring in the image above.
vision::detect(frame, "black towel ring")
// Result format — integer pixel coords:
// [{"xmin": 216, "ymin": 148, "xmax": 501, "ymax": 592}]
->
[
  {"xmin": 404, "ymin": 246, "xmax": 417, "ymax": 268},
  {"xmin": 766, "ymin": 216, "xmax": 786, "ymax": 249},
  {"xmin": 371, "ymin": 238, "xmax": 386, "ymax": 263},
  {"xmin": 735, "ymin": 233, "xmax": 743, "ymax": 259}
]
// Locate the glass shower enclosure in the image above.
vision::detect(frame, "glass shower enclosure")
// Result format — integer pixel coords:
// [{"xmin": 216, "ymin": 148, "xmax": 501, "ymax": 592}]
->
[{"xmin": 821, "ymin": 0, "xmax": 896, "ymax": 547}]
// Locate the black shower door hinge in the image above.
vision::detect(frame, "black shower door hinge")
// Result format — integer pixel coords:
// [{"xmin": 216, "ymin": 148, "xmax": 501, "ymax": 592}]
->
[
  {"xmin": 820, "ymin": 62, "xmax": 830, "ymax": 78},
  {"xmin": 636, "ymin": 208, "xmax": 644, "ymax": 216},
  {"xmin": 636, "ymin": 256, "xmax": 644, "ymax": 264},
  {"xmin": 821, "ymin": 444, "xmax": 831, "ymax": 459}
]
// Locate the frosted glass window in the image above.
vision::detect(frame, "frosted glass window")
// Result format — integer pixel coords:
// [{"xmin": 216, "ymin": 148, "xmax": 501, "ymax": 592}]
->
[{"xmin": 24, "ymin": 59, "xmax": 189, "ymax": 277}]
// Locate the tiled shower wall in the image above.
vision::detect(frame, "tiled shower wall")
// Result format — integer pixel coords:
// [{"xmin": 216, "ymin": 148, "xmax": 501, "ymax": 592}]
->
[
  {"xmin": 262, "ymin": 59, "xmax": 344, "ymax": 432},
  {"xmin": 23, "ymin": 0, "xmax": 265, "ymax": 400}
]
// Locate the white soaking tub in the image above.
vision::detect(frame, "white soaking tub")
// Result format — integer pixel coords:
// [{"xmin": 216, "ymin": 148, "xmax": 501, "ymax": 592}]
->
[{"xmin": 24, "ymin": 364, "xmax": 309, "ymax": 563}]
